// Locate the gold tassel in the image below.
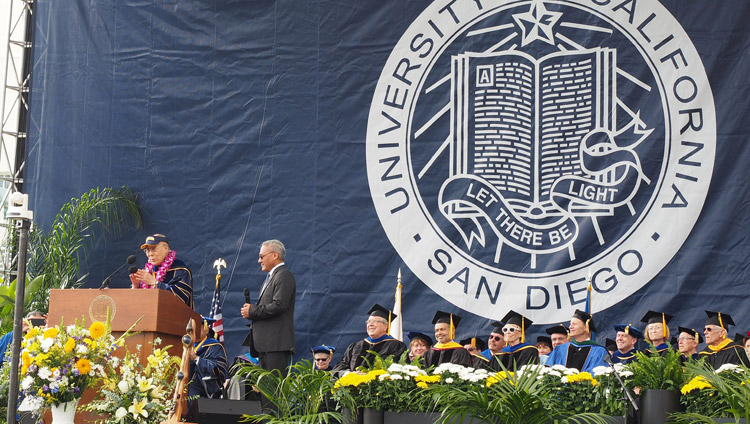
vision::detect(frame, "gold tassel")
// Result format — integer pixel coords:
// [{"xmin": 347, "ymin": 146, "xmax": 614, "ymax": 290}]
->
[
  {"xmin": 471, "ymin": 338, "xmax": 476, "ymax": 349},
  {"xmin": 694, "ymin": 330, "xmax": 699, "ymax": 344},
  {"xmin": 662, "ymin": 313, "xmax": 667, "ymax": 340},
  {"xmin": 450, "ymin": 314, "xmax": 455, "ymax": 341},
  {"xmin": 387, "ymin": 310, "xmax": 392, "ymax": 334},
  {"xmin": 625, "ymin": 324, "xmax": 630, "ymax": 335},
  {"xmin": 521, "ymin": 317, "xmax": 525, "ymax": 343}
]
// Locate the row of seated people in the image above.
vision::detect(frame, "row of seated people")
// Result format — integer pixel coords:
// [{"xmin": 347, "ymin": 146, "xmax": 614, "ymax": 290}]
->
[{"xmin": 320, "ymin": 306, "xmax": 750, "ymax": 376}]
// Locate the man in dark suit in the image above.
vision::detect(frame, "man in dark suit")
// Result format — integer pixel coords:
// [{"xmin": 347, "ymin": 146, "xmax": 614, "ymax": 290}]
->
[{"xmin": 240, "ymin": 239, "xmax": 296, "ymax": 410}]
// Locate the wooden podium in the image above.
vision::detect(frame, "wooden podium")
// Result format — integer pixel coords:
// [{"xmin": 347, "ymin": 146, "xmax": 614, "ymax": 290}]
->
[
  {"xmin": 47, "ymin": 288, "xmax": 201, "ymax": 363},
  {"xmin": 45, "ymin": 289, "xmax": 201, "ymax": 423}
]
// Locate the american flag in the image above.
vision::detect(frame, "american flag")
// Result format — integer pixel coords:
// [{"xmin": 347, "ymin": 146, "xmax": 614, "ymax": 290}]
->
[{"xmin": 210, "ymin": 275, "xmax": 224, "ymax": 343}]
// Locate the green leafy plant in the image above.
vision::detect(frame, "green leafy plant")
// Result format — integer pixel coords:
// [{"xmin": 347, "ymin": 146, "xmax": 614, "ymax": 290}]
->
[
  {"xmin": 24, "ymin": 186, "xmax": 141, "ymax": 311},
  {"xmin": 672, "ymin": 362, "xmax": 750, "ymax": 423},
  {"xmin": 426, "ymin": 363, "xmax": 608, "ymax": 424},
  {"xmin": 237, "ymin": 360, "xmax": 341, "ymax": 424},
  {"xmin": 629, "ymin": 348, "xmax": 688, "ymax": 391}
]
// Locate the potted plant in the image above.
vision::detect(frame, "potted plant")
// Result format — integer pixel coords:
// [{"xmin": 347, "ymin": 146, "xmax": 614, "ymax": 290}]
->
[
  {"xmin": 629, "ymin": 348, "xmax": 688, "ymax": 424},
  {"xmin": 672, "ymin": 362, "xmax": 750, "ymax": 423}
]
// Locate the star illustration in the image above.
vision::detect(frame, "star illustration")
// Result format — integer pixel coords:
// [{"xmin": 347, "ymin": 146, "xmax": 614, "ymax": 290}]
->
[{"xmin": 513, "ymin": 0, "xmax": 562, "ymax": 47}]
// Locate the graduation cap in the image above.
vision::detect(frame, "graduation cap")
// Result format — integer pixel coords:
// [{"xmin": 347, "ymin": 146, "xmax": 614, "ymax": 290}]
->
[
  {"xmin": 369, "ymin": 304, "xmax": 396, "ymax": 321},
  {"xmin": 572, "ymin": 309, "xmax": 596, "ymax": 333},
  {"xmin": 605, "ymin": 338, "xmax": 617, "ymax": 352},
  {"xmin": 432, "ymin": 311, "xmax": 461, "ymax": 340},
  {"xmin": 705, "ymin": 310, "xmax": 735, "ymax": 330},
  {"xmin": 536, "ymin": 336, "xmax": 552, "ymax": 349},
  {"xmin": 501, "ymin": 310, "xmax": 533, "ymax": 343},
  {"xmin": 407, "ymin": 331, "xmax": 433, "ymax": 347},
  {"xmin": 734, "ymin": 333, "xmax": 745, "ymax": 345},
  {"xmin": 545, "ymin": 324, "xmax": 569, "ymax": 336},
  {"xmin": 677, "ymin": 326, "xmax": 703, "ymax": 344},
  {"xmin": 613, "ymin": 324, "xmax": 644, "ymax": 339},
  {"xmin": 459, "ymin": 336, "xmax": 487, "ymax": 351},
  {"xmin": 201, "ymin": 316, "xmax": 217, "ymax": 328},
  {"xmin": 640, "ymin": 311, "xmax": 672, "ymax": 340},
  {"xmin": 485, "ymin": 321, "xmax": 502, "ymax": 334},
  {"xmin": 311, "ymin": 345, "xmax": 336, "ymax": 356}
]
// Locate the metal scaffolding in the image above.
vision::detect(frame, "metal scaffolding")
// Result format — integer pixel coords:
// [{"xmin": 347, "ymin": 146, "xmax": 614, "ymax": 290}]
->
[{"xmin": 0, "ymin": 0, "xmax": 34, "ymax": 282}]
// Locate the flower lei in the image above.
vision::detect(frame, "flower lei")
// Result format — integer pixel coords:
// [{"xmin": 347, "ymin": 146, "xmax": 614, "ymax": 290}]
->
[{"xmin": 140, "ymin": 250, "xmax": 177, "ymax": 289}]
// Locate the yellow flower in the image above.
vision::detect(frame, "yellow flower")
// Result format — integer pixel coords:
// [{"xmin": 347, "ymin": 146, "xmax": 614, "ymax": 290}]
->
[
  {"xmin": 43, "ymin": 327, "xmax": 59, "ymax": 339},
  {"xmin": 415, "ymin": 375, "xmax": 441, "ymax": 384},
  {"xmin": 89, "ymin": 322, "xmax": 106, "ymax": 339},
  {"xmin": 137, "ymin": 376, "xmax": 154, "ymax": 392},
  {"xmin": 35, "ymin": 353, "xmax": 49, "ymax": 366},
  {"xmin": 565, "ymin": 371, "xmax": 596, "ymax": 385},
  {"xmin": 25, "ymin": 328, "xmax": 40, "ymax": 340},
  {"xmin": 681, "ymin": 376, "xmax": 712, "ymax": 394},
  {"xmin": 76, "ymin": 358, "xmax": 92, "ymax": 375},
  {"xmin": 486, "ymin": 371, "xmax": 514, "ymax": 387},
  {"xmin": 129, "ymin": 398, "xmax": 149, "ymax": 419},
  {"xmin": 417, "ymin": 382, "xmax": 429, "ymax": 389},
  {"xmin": 64, "ymin": 338, "xmax": 76, "ymax": 353}
]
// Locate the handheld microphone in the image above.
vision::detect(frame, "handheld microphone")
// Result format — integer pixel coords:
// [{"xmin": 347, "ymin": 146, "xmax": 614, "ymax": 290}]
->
[
  {"xmin": 99, "ymin": 255, "xmax": 137, "ymax": 290},
  {"xmin": 244, "ymin": 288, "xmax": 251, "ymax": 304}
]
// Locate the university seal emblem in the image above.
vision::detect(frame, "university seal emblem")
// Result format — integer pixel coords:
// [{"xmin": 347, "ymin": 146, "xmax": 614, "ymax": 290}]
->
[{"xmin": 366, "ymin": 0, "xmax": 715, "ymax": 322}]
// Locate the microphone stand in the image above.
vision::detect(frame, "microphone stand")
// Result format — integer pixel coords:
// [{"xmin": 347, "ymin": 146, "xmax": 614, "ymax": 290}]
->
[{"xmin": 605, "ymin": 355, "xmax": 639, "ymax": 424}]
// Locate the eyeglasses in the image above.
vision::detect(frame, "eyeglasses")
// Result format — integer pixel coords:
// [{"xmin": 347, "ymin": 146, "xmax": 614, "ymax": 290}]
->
[
  {"xmin": 315, "ymin": 358, "xmax": 329, "ymax": 362},
  {"xmin": 259, "ymin": 252, "xmax": 274, "ymax": 260},
  {"xmin": 704, "ymin": 327, "xmax": 720, "ymax": 332},
  {"xmin": 502, "ymin": 327, "xmax": 518, "ymax": 333},
  {"xmin": 366, "ymin": 319, "xmax": 387, "ymax": 326},
  {"xmin": 489, "ymin": 335, "xmax": 503, "ymax": 341}
]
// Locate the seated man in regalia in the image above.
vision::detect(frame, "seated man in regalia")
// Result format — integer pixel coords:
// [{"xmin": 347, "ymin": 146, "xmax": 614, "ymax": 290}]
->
[
  {"xmin": 422, "ymin": 311, "xmax": 473, "ymax": 368},
  {"xmin": 546, "ymin": 309, "xmax": 608, "ymax": 372},
  {"xmin": 188, "ymin": 317, "xmax": 229, "ymax": 404}
]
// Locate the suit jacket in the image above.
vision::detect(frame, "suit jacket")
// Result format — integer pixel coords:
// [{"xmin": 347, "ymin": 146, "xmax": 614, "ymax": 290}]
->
[{"xmin": 246, "ymin": 265, "xmax": 296, "ymax": 353}]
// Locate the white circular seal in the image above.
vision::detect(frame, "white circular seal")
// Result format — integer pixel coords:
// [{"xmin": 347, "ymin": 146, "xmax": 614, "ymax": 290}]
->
[{"xmin": 366, "ymin": 0, "xmax": 715, "ymax": 323}]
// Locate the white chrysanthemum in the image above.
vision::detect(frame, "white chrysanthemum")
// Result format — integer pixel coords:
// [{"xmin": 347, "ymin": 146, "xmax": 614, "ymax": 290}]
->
[
  {"xmin": 591, "ymin": 366, "xmax": 612, "ymax": 376},
  {"xmin": 618, "ymin": 370, "xmax": 633, "ymax": 378},
  {"xmin": 21, "ymin": 376, "xmax": 34, "ymax": 390},
  {"xmin": 40, "ymin": 338, "xmax": 54, "ymax": 352},
  {"xmin": 387, "ymin": 363, "xmax": 404, "ymax": 373},
  {"xmin": 561, "ymin": 376, "xmax": 569, "ymax": 383},
  {"xmin": 717, "ymin": 363, "xmax": 742, "ymax": 374},
  {"xmin": 378, "ymin": 374, "xmax": 390, "ymax": 381},
  {"xmin": 563, "ymin": 368, "xmax": 579, "ymax": 375},
  {"xmin": 38, "ymin": 367, "xmax": 52, "ymax": 380},
  {"xmin": 547, "ymin": 370, "xmax": 562, "ymax": 377},
  {"xmin": 551, "ymin": 365, "xmax": 568, "ymax": 371},
  {"xmin": 445, "ymin": 377, "xmax": 454, "ymax": 384},
  {"xmin": 390, "ymin": 374, "xmax": 403, "ymax": 380},
  {"xmin": 76, "ymin": 344, "xmax": 89, "ymax": 354}
]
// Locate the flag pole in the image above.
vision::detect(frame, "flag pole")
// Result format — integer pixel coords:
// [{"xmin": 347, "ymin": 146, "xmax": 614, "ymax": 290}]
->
[{"xmin": 390, "ymin": 268, "xmax": 403, "ymax": 341}]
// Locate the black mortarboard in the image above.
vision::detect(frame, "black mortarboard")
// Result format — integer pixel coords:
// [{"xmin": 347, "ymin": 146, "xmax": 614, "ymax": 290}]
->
[
  {"xmin": 311, "ymin": 345, "xmax": 336, "ymax": 355},
  {"xmin": 432, "ymin": 310, "xmax": 462, "ymax": 327},
  {"xmin": 536, "ymin": 336, "xmax": 552, "ymax": 349},
  {"xmin": 640, "ymin": 311, "xmax": 673, "ymax": 325},
  {"xmin": 459, "ymin": 336, "xmax": 487, "ymax": 351},
  {"xmin": 545, "ymin": 324, "xmax": 568, "ymax": 336},
  {"xmin": 572, "ymin": 309, "xmax": 596, "ymax": 333},
  {"xmin": 407, "ymin": 331, "xmax": 433, "ymax": 347},
  {"xmin": 368, "ymin": 304, "xmax": 396, "ymax": 321},
  {"xmin": 677, "ymin": 326, "xmax": 703, "ymax": 344},
  {"xmin": 605, "ymin": 338, "xmax": 617, "ymax": 352},
  {"xmin": 613, "ymin": 324, "xmax": 643, "ymax": 339},
  {"xmin": 734, "ymin": 333, "xmax": 745, "ymax": 345},
  {"xmin": 705, "ymin": 311, "xmax": 735, "ymax": 330},
  {"xmin": 490, "ymin": 321, "xmax": 504, "ymax": 334},
  {"xmin": 501, "ymin": 310, "xmax": 533, "ymax": 330}
]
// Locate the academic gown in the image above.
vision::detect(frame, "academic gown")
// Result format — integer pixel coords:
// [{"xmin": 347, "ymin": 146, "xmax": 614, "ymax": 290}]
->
[
  {"xmin": 612, "ymin": 348, "xmax": 638, "ymax": 365},
  {"xmin": 680, "ymin": 353, "xmax": 699, "ymax": 365},
  {"xmin": 155, "ymin": 258, "xmax": 193, "ymax": 309},
  {"xmin": 331, "ymin": 335, "xmax": 407, "ymax": 373},
  {"xmin": 0, "ymin": 331, "xmax": 12, "ymax": 364},
  {"xmin": 478, "ymin": 348, "xmax": 503, "ymax": 371},
  {"xmin": 423, "ymin": 343, "xmax": 473, "ymax": 368},
  {"xmin": 188, "ymin": 337, "xmax": 229, "ymax": 400},
  {"xmin": 699, "ymin": 339, "xmax": 750, "ymax": 369},
  {"xmin": 642, "ymin": 342, "xmax": 670, "ymax": 357},
  {"xmin": 499, "ymin": 343, "xmax": 539, "ymax": 369},
  {"xmin": 546, "ymin": 339, "xmax": 608, "ymax": 372}
]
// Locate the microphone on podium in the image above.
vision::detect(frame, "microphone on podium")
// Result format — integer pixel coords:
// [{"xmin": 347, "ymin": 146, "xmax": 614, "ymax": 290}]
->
[
  {"xmin": 99, "ymin": 255, "xmax": 137, "ymax": 290},
  {"xmin": 244, "ymin": 288, "xmax": 251, "ymax": 304}
]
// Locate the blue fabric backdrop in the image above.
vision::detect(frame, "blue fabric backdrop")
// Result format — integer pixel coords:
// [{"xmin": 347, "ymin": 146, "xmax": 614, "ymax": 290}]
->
[{"xmin": 23, "ymin": 0, "xmax": 750, "ymax": 362}]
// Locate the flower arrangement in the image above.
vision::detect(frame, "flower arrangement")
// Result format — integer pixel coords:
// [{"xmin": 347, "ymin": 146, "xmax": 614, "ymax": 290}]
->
[
  {"xmin": 19, "ymin": 318, "xmax": 124, "ymax": 414},
  {"xmin": 80, "ymin": 338, "xmax": 181, "ymax": 423}
]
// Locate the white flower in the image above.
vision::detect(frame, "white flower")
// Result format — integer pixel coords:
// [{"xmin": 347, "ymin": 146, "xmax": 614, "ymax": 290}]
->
[
  {"xmin": 618, "ymin": 370, "xmax": 634, "ymax": 378},
  {"xmin": 38, "ymin": 367, "xmax": 52, "ymax": 380},
  {"xmin": 547, "ymin": 370, "xmax": 562, "ymax": 377},
  {"xmin": 561, "ymin": 376, "xmax": 569, "ymax": 383},
  {"xmin": 153, "ymin": 337, "xmax": 162, "ymax": 345},
  {"xmin": 390, "ymin": 374, "xmax": 403, "ymax": 380},
  {"xmin": 21, "ymin": 376, "xmax": 34, "ymax": 390},
  {"xmin": 551, "ymin": 365, "xmax": 568, "ymax": 371},
  {"xmin": 40, "ymin": 338, "xmax": 54, "ymax": 352},
  {"xmin": 387, "ymin": 363, "xmax": 404, "ymax": 373},
  {"xmin": 76, "ymin": 344, "xmax": 89, "ymax": 354},
  {"xmin": 591, "ymin": 366, "xmax": 612, "ymax": 376},
  {"xmin": 118, "ymin": 380, "xmax": 131, "ymax": 393},
  {"xmin": 717, "ymin": 363, "xmax": 742, "ymax": 374},
  {"xmin": 562, "ymin": 368, "xmax": 579, "ymax": 375},
  {"xmin": 445, "ymin": 377, "xmax": 454, "ymax": 384},
  {"xmin": 115, "ymin": 407, "xmax": 128, "ymax": 420}
]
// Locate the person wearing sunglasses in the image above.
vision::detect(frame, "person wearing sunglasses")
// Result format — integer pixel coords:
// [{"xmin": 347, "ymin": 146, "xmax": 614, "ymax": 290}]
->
[
  {"xmin": 545, "ymin": 309, "xmax": 608, "ymax": 372},
  {"xmin": 496, "ymin": 310, "xmax": 539, "ymax": 369},
  {"xmin": 423, "ymin": 311, "xmax": 473, "ymax": 368},
  {"xmin": 479, "ymin": 322, "xmax": 506, "ymax": 363},
  {"xmin": 698, "ymin": 311, "xmax": 750, "ymax": 369},
  {"xmin": 311, "ymin": 345, "xmax": 336, "ymax": 371}
]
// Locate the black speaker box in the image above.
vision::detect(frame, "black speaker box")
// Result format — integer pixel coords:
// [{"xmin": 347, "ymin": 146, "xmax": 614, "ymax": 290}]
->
[{"xmin": 186, "ymin": 398, "xmax": 263, "ymax": 424}]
